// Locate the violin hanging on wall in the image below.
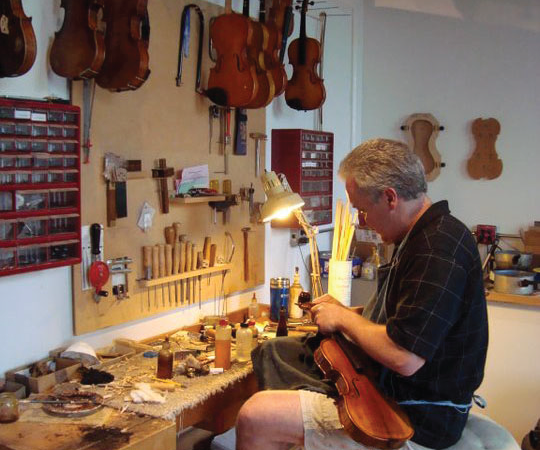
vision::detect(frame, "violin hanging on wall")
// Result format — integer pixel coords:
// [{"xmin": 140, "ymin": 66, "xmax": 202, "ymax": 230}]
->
[
  {"xmin": 96, "ymin": 0, "xmax": 151, "ymax": 91},
  {"xmin": 49, "ymin": 0, "xmax": 106, "ymax": 80},
  {"xmin": 285, "ymin": 0, "xmax": 326, "ymax": 111},
  {"xmin": 262, "ymin": 0, "xmax": 288, "ymax": 97},
  {"xmin": 206, "ymin": 0, "xmax": 258, "ymax": 107},
  {"xmin": 244, "ymin": 0, "xmax": 275, "ymax": 108},
  {"xmin": 0, "ymin": 0, "xmax": 37, "ymax": 77}
]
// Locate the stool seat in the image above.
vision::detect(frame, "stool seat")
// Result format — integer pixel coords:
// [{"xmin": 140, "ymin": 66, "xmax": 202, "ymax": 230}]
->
[
  {"xmin": 446, "ymin": 413, "xmax": 520, "ymax": 450},
  {"xmin": 211, "ymin": 413, "xmax": 520, "ymax": 450}
]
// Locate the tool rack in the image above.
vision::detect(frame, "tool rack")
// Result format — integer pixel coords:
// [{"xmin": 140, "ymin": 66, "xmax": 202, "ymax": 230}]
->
[{"xmin": 0, "ymin": 98, "xmax": 81, "ymax": 276}]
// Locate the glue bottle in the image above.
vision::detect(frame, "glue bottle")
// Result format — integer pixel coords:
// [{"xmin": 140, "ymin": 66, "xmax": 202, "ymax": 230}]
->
[
  {"xmin": 215, "ymin": 319, "xmax": 231, "ymax": 370},
  {"xmin": 248, "ymin": 319, "xmax": 258, "ymax": 349},
  {"xmin": 156, "ymin": 336, "xmax": 173, "ymax": 379},
  {"xmin": 289, "ymin": 267, "xmax": 304, "ymax": 319}
]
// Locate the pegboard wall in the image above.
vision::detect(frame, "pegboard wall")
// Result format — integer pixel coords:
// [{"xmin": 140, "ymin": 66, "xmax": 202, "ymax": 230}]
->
[{"xmin": 72, "ymin": 0, "xmax": 266, "ymax": 335}]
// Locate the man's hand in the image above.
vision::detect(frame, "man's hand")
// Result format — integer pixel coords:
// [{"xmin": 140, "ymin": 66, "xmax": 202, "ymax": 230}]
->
[
  {"xmin": 310, "ymin": 301, "xmax": 353, "ymax": 334},
  {"xmin": 312, "ymin": 293, "xmax": 344, "ymax": 306}
]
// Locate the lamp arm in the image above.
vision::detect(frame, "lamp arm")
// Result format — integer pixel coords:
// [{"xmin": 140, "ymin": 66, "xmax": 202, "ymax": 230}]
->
[{"xmin": 294, "ymin": 209, "xmax": 324, "ymax": 298}]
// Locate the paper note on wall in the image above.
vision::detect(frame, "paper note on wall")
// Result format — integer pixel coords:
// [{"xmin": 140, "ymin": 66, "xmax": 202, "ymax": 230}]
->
[{"xmin": 176, "ymin": 164, "xmax": 209, "ymax": 194}]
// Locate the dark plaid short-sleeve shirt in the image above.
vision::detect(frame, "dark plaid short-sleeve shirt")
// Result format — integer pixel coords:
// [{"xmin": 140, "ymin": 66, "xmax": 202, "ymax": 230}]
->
[{"xmin": 382, "ymin": 201, "xmax": 488, "ymax": 449}]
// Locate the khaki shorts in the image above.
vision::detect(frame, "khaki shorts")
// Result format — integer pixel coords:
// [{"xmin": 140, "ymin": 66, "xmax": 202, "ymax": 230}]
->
[{"xmin": 298, "ymin": 390, "xmax": 431, "ymax": 450}]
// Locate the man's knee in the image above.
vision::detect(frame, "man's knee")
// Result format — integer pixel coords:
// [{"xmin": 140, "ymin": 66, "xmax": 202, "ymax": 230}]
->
[{"xmin": 236, "ymin": 391, "xmax": 266, "ymax": 433}]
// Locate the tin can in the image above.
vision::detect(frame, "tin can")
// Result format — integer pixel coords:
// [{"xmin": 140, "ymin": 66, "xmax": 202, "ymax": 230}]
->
[
  {"xmin": 270, "ymin": 277, "xmax": 290, "ymax": 322},
  {"xmin": 319, "ymin": 251, "xmax": 332, "ymax": 278}
]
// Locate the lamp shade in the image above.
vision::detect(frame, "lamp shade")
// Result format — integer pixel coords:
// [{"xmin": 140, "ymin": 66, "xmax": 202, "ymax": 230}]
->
[{"xmin": 260, "ymin": 171, "xmax": 305, "ymax": 222}]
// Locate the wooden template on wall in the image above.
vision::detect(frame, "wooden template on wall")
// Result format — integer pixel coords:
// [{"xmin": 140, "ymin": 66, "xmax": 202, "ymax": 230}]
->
[{"xmin": 71, "ymin": 0, "xmax": 266, "ymax": 335}]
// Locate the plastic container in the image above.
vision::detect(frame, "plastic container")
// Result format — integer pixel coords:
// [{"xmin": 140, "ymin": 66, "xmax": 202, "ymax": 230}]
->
[
  {"xmin": 248, "ymin": 293, "xmax": 259, "ymax": 319},
  {"xmin": 270, "ymin": 277, "xmax": 290, "ymax": 322},
  {"xmin": 156, "ymin": 337, "xmax": 173, "ymax": 379},
  {"xmin": 235, "ymin": 323, "xmax": 252, "ymax": 362},
  {"xmin": 215, "ymin": 319, "xmax": 231, "ymax": 370},
  {"xmin": 289, "ymin": 267, "xmax": 304, "ymax": 319}
]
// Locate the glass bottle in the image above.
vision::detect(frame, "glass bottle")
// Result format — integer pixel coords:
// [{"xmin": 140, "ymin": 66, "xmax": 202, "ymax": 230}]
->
[
  {"xmin": 156, "ymin": 336, "xmax": 173, "ymax": 379},
  {"xmin": 276, "ymin": 306, "xmax": 288, "ymax": 337},
  {"xmin": 0, "ymin": 392, "xmax": 19, "ymax": 423},
  {"xmin": 248, "ymin": 319, "xmax": 258, "ymax": 349},
  {"xmin": 289, "ymin": 267, "xmax": 304, "ymax": 319},
  {"xmin": 361, "ymin": 246, "xmax": 377, "ymax": 280},
  {"xmin": 248, "ymin": 293, "xmax": 259, "ymax": 319},
  {"xmin": 236, "ymin": 322, "xmax": 253, "ymax": 362},
  {"xmin": 215, "ymin": 319, "xmax": 232, "ymax": 370}
]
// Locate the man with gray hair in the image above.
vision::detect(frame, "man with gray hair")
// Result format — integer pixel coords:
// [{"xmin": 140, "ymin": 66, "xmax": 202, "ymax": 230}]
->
[{"xmin": 236, "ymin": 138, "xmax": 488, "ymax": 450}]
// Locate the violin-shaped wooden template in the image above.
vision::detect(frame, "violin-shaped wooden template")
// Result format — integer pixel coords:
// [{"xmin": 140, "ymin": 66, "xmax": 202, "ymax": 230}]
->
[
  {"xmin": 401, "ymin": 113, "xmax": 444, "ymax": 182},
  {"xmin": 0, "ymin": 0, "xmax": 37, "ymax": 77},
  {"xmin": 314, "ymin": 337, "xmax": 413, "ymax": 449},
  {"xmin": 49, "ymin": 0, "xmax": 106, "ymax": 80},
  {"xmin": 285, "ymin": 0, "xmax": 326, "ymax": 111},
  {"xmin": 467, "ymin": 117, "xmax": 503, "ymax": 180}
]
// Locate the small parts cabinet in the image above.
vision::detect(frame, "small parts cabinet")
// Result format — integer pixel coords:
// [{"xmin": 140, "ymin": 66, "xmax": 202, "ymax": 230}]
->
[
  {"xmin": 0, "ymin": 98, "xmax": 81, "ymax": 276},
  {"xmin": 271, "ymin": 129, "xmax": 334, "ymax": 227}
]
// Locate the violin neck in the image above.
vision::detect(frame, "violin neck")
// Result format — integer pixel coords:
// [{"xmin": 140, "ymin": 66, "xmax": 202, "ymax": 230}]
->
[
  {"xmin": 299, "ymin": 0, "xmax": 307, "ymax": 65},
  {"xmin": 259, "ymin": 0, "xmax": 266, "ymax": 22},
  {"xmin": 225, "ymin": 0, "xmax": 232, "ymax": 14}
]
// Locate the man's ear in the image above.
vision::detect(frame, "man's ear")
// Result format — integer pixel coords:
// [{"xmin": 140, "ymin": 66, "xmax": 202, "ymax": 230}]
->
[{"xmin": 383, "ymin": 187, "xmax": 398, "ymax": 210}]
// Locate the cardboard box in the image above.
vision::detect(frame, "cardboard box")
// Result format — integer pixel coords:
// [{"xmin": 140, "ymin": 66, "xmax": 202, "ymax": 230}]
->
[
  {"xmin": 95, "ymin": 344, "xmax": 135, "ymax": 368},
  {"xmin": 0, "ymin": 379, "xmax": 26, "ymax": 399},
  {"xmin": 5, "ymin": 357, "xmax": 81, "ymax": 394}
]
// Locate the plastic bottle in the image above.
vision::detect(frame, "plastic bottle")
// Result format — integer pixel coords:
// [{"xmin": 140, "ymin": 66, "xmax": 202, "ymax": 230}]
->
[
  {"xmin": 236, "ymin": 322, "xmax": 253, "ymax": 362},
  {"xmin": 156, "ymin": 336, "xmax": 173, "ymax": 379},
  {"xmin": 248, "ymin": 293, "xmax": 259, "ymax": 319},
  {"xmin": 215, "ymin": 319, "xmax": 231, "ymax": 370},
  {"xmin": 361, "ymin": 246, "xmax": 378, "ymax": 280},
  {"xmin": 248, "ymin": 319, "xmax": 258, "ymax": 349},
  {"xmin": 276, "ymin": 306, "xmax": 288, "ymax": 337},
  {"xmin": 289, "ymin": 267, "xmax": 304, "ymax": 319}
]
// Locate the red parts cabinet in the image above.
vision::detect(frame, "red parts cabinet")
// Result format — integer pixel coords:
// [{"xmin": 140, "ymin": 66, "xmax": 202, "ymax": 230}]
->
[
  {"xmin": 0, "ymin": 98, "xmax": 81, "ymax": 276},
  {"xmin": 271, "ymin": 129, "xmax": 333, "ymax": 228}
]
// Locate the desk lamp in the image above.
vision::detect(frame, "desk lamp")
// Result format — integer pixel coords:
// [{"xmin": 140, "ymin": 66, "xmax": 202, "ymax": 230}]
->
[{"xmin": 260, "ymin": 171, "xmax": 323, "ymax": 298}]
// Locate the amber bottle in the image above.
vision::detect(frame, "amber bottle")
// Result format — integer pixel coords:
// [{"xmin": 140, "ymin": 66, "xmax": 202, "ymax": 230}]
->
[
  {"xmin": 276, "ymin": 306, "xmax": 288, "ymax": 337},
  {"xmin": 157, "ymin": 336, "xmax": 173, "ymax": 379}
]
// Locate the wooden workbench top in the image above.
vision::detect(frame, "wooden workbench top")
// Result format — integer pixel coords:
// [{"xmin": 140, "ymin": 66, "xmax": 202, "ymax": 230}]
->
[{"xmin": 0, "ymin": 406, "xmax": 176, "ymax": 450}]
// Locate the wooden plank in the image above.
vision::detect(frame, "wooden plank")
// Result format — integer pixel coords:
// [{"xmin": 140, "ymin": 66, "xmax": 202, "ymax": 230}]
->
[
  {"xmin": 170, "ymin": 196, "xmax": 226, "ymax": 204},
  {"xmin": 138, "ymin": 263, "xmax": 232, "ymax": 287},
  {"xmin": 71, "ymin": 0, "xmax": 266, "ymax": 335}
]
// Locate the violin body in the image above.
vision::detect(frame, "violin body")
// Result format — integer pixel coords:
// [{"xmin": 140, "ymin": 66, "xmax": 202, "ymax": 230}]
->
[
  {"xmin": 207, "ymin": 11, "xmax": 258, "ymax": 107},
  {"xmin": 245, "ymin": 6, "xmax": 274, "ymax": 108},
  {"xmin": 96, "ymin": 0, "xmax": 150, "ymax": 91},
  {"xmin": 0, "ymin": 0, "xmax": 37, "ymax": 77},
  {"xmin": 264, "ymin": 0, "xmax": 287, "ymax": 96},
  {"xmin": 314, "ymin": 337, "xmax": 413, "ymax": 449},
  {"xmin": 50, "ymin": 0, "xmax": 105, "ymax": 80},
  {"xmin": 467, "ymin": 117, "xmax": 503, "ymax": 180},
  {"xmin": 285, "ymin": 36, "xmax": 326, "ymax": 111}
]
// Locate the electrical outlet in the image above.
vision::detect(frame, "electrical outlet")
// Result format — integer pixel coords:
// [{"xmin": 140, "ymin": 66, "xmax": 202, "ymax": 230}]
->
[{"xmin": 476, "ymin": 224, "xmax": 497, "ymax": 245}]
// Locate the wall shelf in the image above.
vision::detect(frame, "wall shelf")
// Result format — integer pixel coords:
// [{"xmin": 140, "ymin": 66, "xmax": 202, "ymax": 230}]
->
[
  {"xmin": 486, "ymin": 289, "xmax": 540, "ymax": 307},
  {"xmin": 170, "ymin": 196, "xmax": 226, "ymax": 205},
  {"xmin": 138, "ymin": 263, "xmax": 232, "ymax": 288}
]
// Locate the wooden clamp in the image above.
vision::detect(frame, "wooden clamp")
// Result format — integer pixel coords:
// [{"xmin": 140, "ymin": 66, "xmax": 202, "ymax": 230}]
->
[{"xmin": 152, "ymin": 158, "xmax": 174, "ymax": 214}]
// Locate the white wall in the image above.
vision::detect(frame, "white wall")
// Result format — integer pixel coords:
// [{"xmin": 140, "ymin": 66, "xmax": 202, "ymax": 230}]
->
[{"xmin": 360, "ymin": 0, "xmax": 540, "ymax": 439}]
